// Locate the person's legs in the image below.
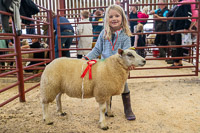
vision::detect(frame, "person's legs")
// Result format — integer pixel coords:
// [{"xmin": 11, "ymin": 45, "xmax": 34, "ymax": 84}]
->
[
  {"xmin": 173, "ymin": 33, "xmax": 183, "ymax": 65},
  {"xmin": 54, "ymin": 34, "xmax": 59, "ymax": 58},
  {"xmin": 62, "ymin": 31, "xmax": 73, "ymax": 57},
  {"xmin": 158, "ymin": 34, "xmax": 167, "ymax": 57},
  {"xmin": 155, "ymin": 34, "xmax": 163, "ymax": 57},
  {"xmin": 122, "ymin": 82, "xmax": 136, "ymax": 120}
]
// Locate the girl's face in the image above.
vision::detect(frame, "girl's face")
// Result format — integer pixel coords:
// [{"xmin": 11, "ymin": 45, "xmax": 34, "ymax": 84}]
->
[
  {"xmin": 131, "ymin": 6, "xmax": 137, "ymax": 13},
  {"xmin": 108, "ymin": 9, "xmax": 122, "ymax": 31}
]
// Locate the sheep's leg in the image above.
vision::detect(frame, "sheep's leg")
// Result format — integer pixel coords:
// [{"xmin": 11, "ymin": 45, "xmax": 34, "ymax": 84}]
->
[
  {"xmin": 56, "ymin": 93, "xmax": 66, "ymax": 116},
  {"xmin": 99, "ymin": 102, "xmax": 109, "ymax": 130},
  {"xmin": 106, "ymin": 97, "xmax": 114, "ymax": 117},
  {"xmin": 42, "ymin": 103, "xmax": 53, "ymax": 125}
]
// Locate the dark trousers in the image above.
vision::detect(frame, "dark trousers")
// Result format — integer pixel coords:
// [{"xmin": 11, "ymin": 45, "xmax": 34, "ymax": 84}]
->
[
  {"xmin": 172, "ymin": 34, "xmax": 183, "ymax": 63},
  {"xmin": 63, "ymin": 32, "xmax": 74, "ymax": 57},
  {"xmin": 155, "ymin": 34, "xmax": 168, "ymax": 57}
]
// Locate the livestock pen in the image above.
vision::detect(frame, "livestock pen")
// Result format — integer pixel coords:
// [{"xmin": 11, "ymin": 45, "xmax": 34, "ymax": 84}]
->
[{"xmin": 0, "ymin": 0, "xmax": 200, "ymax": 132}]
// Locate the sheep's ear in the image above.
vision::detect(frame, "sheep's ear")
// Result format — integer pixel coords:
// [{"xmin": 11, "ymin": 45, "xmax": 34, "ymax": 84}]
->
[{"xmin": 118, "ymin": 49, "xmax": 124, "ymax": 56}]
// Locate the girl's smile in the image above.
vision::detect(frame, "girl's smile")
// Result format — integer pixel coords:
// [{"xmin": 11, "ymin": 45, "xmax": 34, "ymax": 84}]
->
[{"xmin": 108, "ymin": 9, "xmax": 122, "ymax": 31}]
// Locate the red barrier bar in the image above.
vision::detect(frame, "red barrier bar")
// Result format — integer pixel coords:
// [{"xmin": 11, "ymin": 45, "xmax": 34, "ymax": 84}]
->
[
  {"xmin": 0, "ymin": 53, "xmax": 17, "ymax": 58},
  {"xmin": 0, "ymin": 81, "xmax": 20, "ymax": 93},
  {"xmin": 0, "ymin": 70, "xmax": 18, "ymax": 77},
  {"xmin": 196, "ymin": 1, "xmax": 200, "ymax": 72},
  {"xmin": 0, "ymin": 94, "xmax": 20, "ymax": 107},
  {"xmin": 48, "ymin": 10, "xmax": 55, "ymax": 59},
  {"xmin": 13, "ymin": 29, "xmax": 25, "ymax": 102},
  {"xmin": 129, "ymin": 1, "xmax": 198, "ymax": 6},
  {"xmin": 20, "ymin": 34, "xmax": 50, "ymax": 39},
  {"xmin": 0, "ymin": 33, "xmax": 15, "ymax": 36},
  {"xmin": 134, "ymin": 65, "xmax": 195, "ymax": 70},
  {"xmin": 0, "ymin": 58, "xmax": 50, "ymax": 62},
  {"xmin": 59, "ymin": 6, "xmax": 107, "ymax": 11},
  {"xmin": 25, "ymin": 83, "xmax": 40, "ymax": 93},
  {"xmin": 129, "ymin": 74, "xmax": 197, "ymax": 79},
  {"xmin": 24, "ymin": 73, "xmax": 42, "ymax": 82}
]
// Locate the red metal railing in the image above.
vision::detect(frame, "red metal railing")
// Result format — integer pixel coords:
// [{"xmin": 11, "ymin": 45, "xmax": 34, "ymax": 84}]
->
[
  {"xmin": 0, "ymin": 3, "xmax": 54, "ymax": 107},
  {"xmin": 0, "ymin": 0, "xmax": 199, "ymax": 107}
]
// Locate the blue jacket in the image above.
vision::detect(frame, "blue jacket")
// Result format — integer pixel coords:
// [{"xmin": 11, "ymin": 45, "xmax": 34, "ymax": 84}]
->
[
  {"xmin": 86, "ymin": 29, "xmax": 131, "ymax": 60},
  {"xmin": 53, "ymin": 16, "xmax": 74, "ymax": 34}
]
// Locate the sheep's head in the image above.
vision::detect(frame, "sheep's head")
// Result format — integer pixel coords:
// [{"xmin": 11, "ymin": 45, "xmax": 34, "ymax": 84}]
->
[{"xmin": 118, "ymin": 48, "xmax": 146, "ymax": 68}]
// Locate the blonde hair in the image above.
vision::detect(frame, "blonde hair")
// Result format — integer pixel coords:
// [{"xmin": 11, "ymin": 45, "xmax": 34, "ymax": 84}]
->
[
  {"xmin": 142, "ymin": 6, "xmax": 148, "ymax": 14},
  {"xmin": 136, "ymin": 23, "xmax": 143, "ymax": 32},
  {"xmin": 104, "ymin": 4, "xmax": 132, "ymax": 40},
  {"xmin": 132, "ymin": 1, "xmax": 139, "ymax": 11},
  {"xmin": 81, "ymin": 10, "xmax": 90, "ymax": 19}
]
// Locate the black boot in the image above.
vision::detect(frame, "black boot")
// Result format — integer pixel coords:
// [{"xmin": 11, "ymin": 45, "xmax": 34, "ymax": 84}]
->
[{"xmin": 122, "ymin": 92, "xmax": 136, "ymax": 120}]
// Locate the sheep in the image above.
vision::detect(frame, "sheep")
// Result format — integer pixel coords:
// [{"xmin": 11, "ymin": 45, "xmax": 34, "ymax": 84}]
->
[
  {"xmin": 146, "ymin": 34, "xmax": 156, "ymax": 45},
  {"xmin": 40, "ymin": 48, "xmax": 146, "ymax": 130}
]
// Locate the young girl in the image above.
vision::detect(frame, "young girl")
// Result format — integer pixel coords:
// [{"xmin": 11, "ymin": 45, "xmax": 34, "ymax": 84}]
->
[
  {"xmin": 77, "ymin": 10, "xmax": 93, "ymax": 59},
  {"xmin": 83, "ymin": 4, "xmax": 136, "ymax": 120},
  {"xmin": 134, "ymin": 23, "xmax": 146, "ymax": 58}
]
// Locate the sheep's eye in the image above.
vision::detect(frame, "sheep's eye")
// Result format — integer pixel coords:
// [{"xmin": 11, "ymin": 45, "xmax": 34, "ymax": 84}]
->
[{"xmin": 127, "ymin": 53, "xmax": 134, "ymax": 57}]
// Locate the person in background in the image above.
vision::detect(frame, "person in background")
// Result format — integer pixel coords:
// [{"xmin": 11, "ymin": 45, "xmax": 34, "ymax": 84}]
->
[
  {"xmin": 89, "ymin": 9, "xmax": 97, "ymax": 22},
  {"xmin": 53, "ymin": 12, "xmax": 74, "ymax": 58},
  {"xmin": 21, "ymin": 38, "xmax": 45, "ymax": 72},
  {"xmin": 115, "ymin": 0, "xmax": 121, "ymax": 6},
  {"xmin": 93, "ymin": 10, "xmax": 104, "ymax": 41},
  {"xmin": 83, "ymin": 5, "xmax": 136, "ymax": 121},
  {"xmin": 26, "ymin": 21, "xmax": 36, "ymax": 34},
  {"xmin": 137, "ymin": 6, "xmax": 149, "ymax": 25},
  {"xmin": 0, "ymin": 27, "xmax": 7, "ymax": 72},
  {"xmin": 150, "ymin": 0, "xmax": 169, "ymax": 58},
  {"xmin": 92, "ymin": 9, "xmax": 104, "ymax": 30},
  {"xmin": 134, "ymin": 23, "xmax": 146, "ymax": 58},
  {"xmin": 168, "ymin": 0, "xmax": 191, "ymax": 67},
  {"xmin": 180, "ymin": 0, "xmax": 198, "ymax": 30},
  {"xmin": 129, "ymin": 2, "xmax": 139, "ymax": 46},
  {"xmin": 77, "ymin": 10, "xmax": 93, "ymax": 59}
]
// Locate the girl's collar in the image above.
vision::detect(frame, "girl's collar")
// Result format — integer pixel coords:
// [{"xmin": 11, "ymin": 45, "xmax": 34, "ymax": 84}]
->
[{"xmin": 112, "ymin": 28, "xmax": 123, "ymax": 34}]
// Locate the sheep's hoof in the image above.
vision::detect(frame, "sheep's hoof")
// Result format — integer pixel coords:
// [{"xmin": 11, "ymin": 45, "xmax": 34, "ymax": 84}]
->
[
  {"xmin": 61, "ymin": 112, "xmax": 67, "ymax": 116},
  {"xmin": 47, "ymin": 122, "xmax": 54, "ymax": 125},
  {"xmin": 99, "ymin": 122, "xmax": 109, "ymax": 130},
  {"xmin": 44, "ymin": 119, "xmax": 54, "ymax": 125},
  {"xmin": 101, "ymin": 126, "xmax": 109, "ymax": 130},
  {"xmin": 105, "ymin": 112, "xmax": 114, "ymax": 117}
]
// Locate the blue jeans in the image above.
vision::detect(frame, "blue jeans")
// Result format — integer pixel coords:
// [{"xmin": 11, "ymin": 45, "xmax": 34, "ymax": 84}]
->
[{"xmin": 55, "ymin": 31, "xmax": 74, "ymax": 58}]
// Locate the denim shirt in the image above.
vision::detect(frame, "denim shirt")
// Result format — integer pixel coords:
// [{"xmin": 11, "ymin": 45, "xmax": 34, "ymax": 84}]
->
[{"xmin": 86, "ymin": 29, "xmax": 131, "ymax": 60}]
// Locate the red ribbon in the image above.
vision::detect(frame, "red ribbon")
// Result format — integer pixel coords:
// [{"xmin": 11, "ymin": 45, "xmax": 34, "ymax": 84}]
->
[{"xmin": 81, "ymin": 60, "xmax": 97, "ymax": 80}]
